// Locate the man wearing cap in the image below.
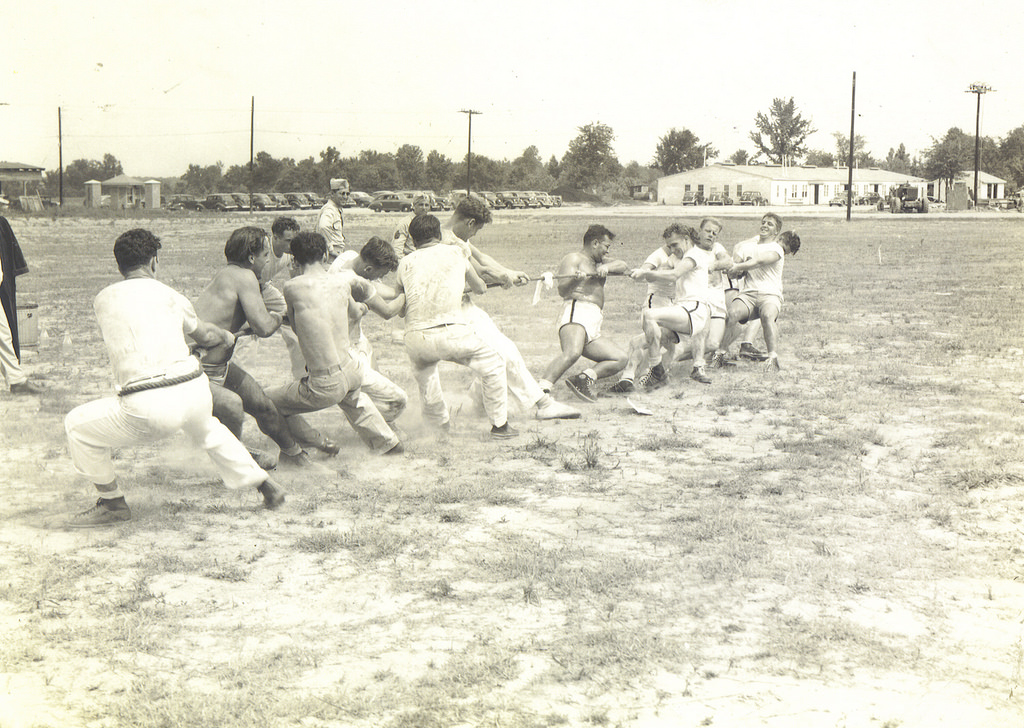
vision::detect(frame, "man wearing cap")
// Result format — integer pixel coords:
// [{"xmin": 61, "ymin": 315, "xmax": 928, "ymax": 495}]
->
[{"xmin": 316, "ymin": 178, "xmax": 350, "ymax": 262}]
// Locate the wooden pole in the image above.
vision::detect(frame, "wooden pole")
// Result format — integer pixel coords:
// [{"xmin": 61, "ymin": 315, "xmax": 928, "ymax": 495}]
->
[
  {"xmin": 846, "ymin": 72, "xmax": 855, "ymax": 221},
  {"xmin": 248, "ymin": 96, "xmax": 255, "ymax": 212},
  {"xmin": 58, "ymin": 107, "xmax": 64, "ymax": 206}
]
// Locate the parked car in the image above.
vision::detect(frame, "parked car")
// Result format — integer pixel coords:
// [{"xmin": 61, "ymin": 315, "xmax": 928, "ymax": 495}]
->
[
  {"xmin": 481, "ymin": 192, "xmax": 500, "ymax": 209},
  {"xmin": 706, "ymin": 193, "xmax": 725, "ymax": 206},
  {"xmin": 284, "ymin": 192, "xmax": 311, "ymax": 209},
  {"xmin": 303, "ymin": 191, "xmax": 326, "ymax": 207},
  {"xmin": 856, "ymin": 191, "xmax": 882, "ymax": 206},
  {"xmin": 249, "ymin": 193, "xmax": 278, "ymax": 211},
  {"xmin": 433, "ymin": 194, "xmax": 452, "ymax": 211},
  {"xmin": 534, "ymin": 192, "xmax": 554, "ymax": 208},
  {"xmin": 681, "ymin": 191, "xmax": 699, "ymax": 205},
  {"xmin": 549, "ymin": 194, "xmax": 563, "ymax": 207},
  {"xmin": 829, "ymin": 193, "xmax": 850, "ymax": 207},
  {"xmin": 204, "ymin": 193, "xmax": 242, "ymax": 212},
  {"xmin": 369, "ymin": 191, "xmax": 417, "ymax": 213},
  {"xmin": 737, "ymin": 191, "xmax": 765, "ymax": 206},
  {"xmin": 232, "ymin": 193, "xmax": 253, "ymax": 209},
  {"xmin": 165, "ymin": 194, "xmax": 204, "ymax": 211},
  {"xmin": 269, "ymin": 193, "xmax": 292, "ymax": 209},
  {"xmin": 520, "ymin": 192, "xmax": 542, "ymax": 208},
  {"xmin": 349, "ymin": 191, "xmax": 373, "ymax": 207},
  {"xmin": 497, "ymin": 191, "xmax": 527, "ymax": 209}
]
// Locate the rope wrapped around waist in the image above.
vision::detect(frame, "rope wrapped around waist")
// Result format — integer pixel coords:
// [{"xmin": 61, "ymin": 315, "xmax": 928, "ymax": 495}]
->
[{"xmin": 117, "ymin": 368, "xmax": 202, "ymax": 397}]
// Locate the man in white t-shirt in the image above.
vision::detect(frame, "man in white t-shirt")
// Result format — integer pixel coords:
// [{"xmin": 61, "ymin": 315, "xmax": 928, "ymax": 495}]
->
[
  {"xmin": 610, "ymin": 223, "xmax": 691, "ymax": 393},
  {"xmin": 395, "ymin": 214, "xmax": 516, "ymax": 439},
  {"xmin": 723, "ymin": 227, "xmax": 801, "ymax": 371},
  {"xmin": 64, "ymin": 229, "xmax": 284, "ymax": 527}
]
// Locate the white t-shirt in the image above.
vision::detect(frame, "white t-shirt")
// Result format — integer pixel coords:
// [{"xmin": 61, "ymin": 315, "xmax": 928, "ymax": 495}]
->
[
  {"xmin": 744, "ymin": 241, "xmax": 786, "ymax": 297},
  {"xmin": 642, "ymin": 247, "xmax": 678, "ymax": 302},
  {"xmin": 93, "ymin": 278, "xmax": 199, "ymax": 387},
  {"xmin": 677, "ymin": 247, "xmax": 712, "ymax": 303},
  {"xmin": 396, "ymin": 244, "xmax": 471, "ymax": 331},
  {"xmin": 327, "ymin": 250, "xmax": 359, "ymax": 275},
  {"xmin": 708, "ymin": 242, "xmax": 728, "ymax": 291}
]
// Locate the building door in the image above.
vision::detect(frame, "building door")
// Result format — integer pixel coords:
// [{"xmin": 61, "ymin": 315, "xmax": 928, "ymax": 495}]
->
[{"xmin": 812, "ymin": 184, "xmax": 820, "ymax": 204}]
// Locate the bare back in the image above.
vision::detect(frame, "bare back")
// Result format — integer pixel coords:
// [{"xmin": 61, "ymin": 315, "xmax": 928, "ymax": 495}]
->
[
  {"xmin": 194, "ymin": 265, "xmax": 258, "ymax": 333},
  {"xmin": 284, "ymin": 270, "xmax": 373, "ymax": 372}
]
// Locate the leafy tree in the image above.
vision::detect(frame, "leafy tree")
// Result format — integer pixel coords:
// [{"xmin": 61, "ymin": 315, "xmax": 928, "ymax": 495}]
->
[
  {"xmin": 179, "ymin": 162, "xmax": 224, "ymax": 194},
  {"xmin": 924, "ymin": 127, "xmax": 973, "ymax": 190},
  {"xmin": 453, "ymin": 153, "xmax": 510, "ymax": 192},
  {"xmin": 728, "ymin": 149, "xmax": 750, "ymax": 165},
  {"xmin": 509, "ymin": 145, "xmax": 555, "ymax": 190},
  {"xmin": 395, "ymin": 144, "xmax": 425, "ymax": 188},
  {"xmin": 560, "ymin": 122, "xmax": 620, "ymax": 191},
  {"xmin": 749, "ymin": 97, "xmax": 816, "ymax": 165},
  {"xmin": 804, "ymin": 150, "xmax": 835, "ymax": 167},
  {"xmin": 424, "ymin": 150, "xmax": 454, "ymax": 192},
  {"xmin": 349, "ymin": 150, "xmax": 399, "ymax": 192},
  {"xmin": 47, "ymin": 155, "xmax": 126, "ymax": 194},
  {"xmin": 832, "ymin": 132, "xmax": 876, "ymax": 168},
  {"xmin": 999, "ymin": 125, "xmax": 1024, "ymax": 189},
  {"xmin": 101, "ymin": 153, "xmax": 123, "ymax": 179},
  {"xmin": 652, "ymin": 128, "xmax": 716, "ymax": 175},
  {"xmin": 883, "ymin": 143, "xmax": 913, "ymax": 174},
  {"xmin": 252, "ymin": 151, "xmax": 283, "ymax": 191},
  {"xmin": 546, "ymin": 154, "xmax": 560, "ymax": 180}
]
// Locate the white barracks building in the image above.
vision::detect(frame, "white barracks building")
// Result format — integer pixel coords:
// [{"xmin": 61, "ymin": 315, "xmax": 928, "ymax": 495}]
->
[{"xmin": 657, "ymin": 163, "xmax": 926, "ymax": 206}]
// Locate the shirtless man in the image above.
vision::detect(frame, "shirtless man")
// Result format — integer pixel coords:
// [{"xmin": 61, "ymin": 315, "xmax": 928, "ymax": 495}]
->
[
  {"xmin": 442, "ymin": 196, "xmax": 579, "ymax": 420},
  {"xmin": 64, "ymin": 228, "xmax": 283, "ymax": 527},
  {"xmin": 537, "ymin": 224, "xmax": 630, "ymax": 403},
  {"xmin": 193, "ymin": 226, "xmax": 312, "ymax": 467},
  {"xmin": 266, "ymin": 231, "xmax": 405, "ymax": 455},
  {"xmin": 327, "ymin": 236, "xmax": 408, "ymax": 429},
  {"xmin": 395, "ymin": 214, "xmax": 516, "ymax": 439},
  {"xmin": 724, "ymin": 228, "xmax": 801, "ymax": 372}
]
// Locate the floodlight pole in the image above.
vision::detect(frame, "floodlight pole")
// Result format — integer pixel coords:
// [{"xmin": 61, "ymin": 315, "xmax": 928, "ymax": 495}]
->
[
  {"xmin": 846, "ymin": 72, "xmax": 856, "ymax": 221},
  {"xmin": 966, "ymin": 83, "xmax": 993, "ymax": 207},
  {"xmin": 460, "ymin": 109, "xmax": 481, "ymax": 195}
]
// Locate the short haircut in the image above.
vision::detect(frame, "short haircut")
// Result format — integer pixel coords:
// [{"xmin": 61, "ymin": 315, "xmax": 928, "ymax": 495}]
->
[
  {"xmin": 360, "ymin": 236, "xmax": 399, "ymax": 272},
  {"xmin": 662, "ymin": 222, "xmax": 694, "ymax": 240},
  {"xmin": 778, "ymin": 230, "xmax": 801, "ymax": 255},
  {"xmin": 114, "ymin": 228, "xmax": 162, "ymax": 274},
  {"xmin": 454, "ymin": 195, "xmax": 492, "ymax": 225},
  {"xmin": 413, "ymin": 195, "xmax": 430, "ymax": 205},
  {"xmin": 699, "ymin": 217, "xmax": 723, "ymax": 232},
  {"xmin": 762, "ymin": 212, "xmax": 783, "ymax": 230},
  {"xmin": 224, "ymin": 226, "xmax": 268, "ymax": 264},
  {"xmin": 290, "ymin": 231, "xmax": 327, "ymax": 265},
  {"xmin": 583, "ymin": 224, "xmax": 615, "ymax": 246},
  {"xmin": 409, "ymin": 214, "xmax": 442, "ymax": 247},
  {"xmin": 271, "ymin": 216, "xmax": 300, "ymax": 237}
]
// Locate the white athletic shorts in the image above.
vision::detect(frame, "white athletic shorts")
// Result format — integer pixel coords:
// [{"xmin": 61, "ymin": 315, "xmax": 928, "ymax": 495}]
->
[
  {"xmin": 674, "ymin": 299, "xmax": 710, "ymax": 337},
  {"xmin": 558, "ymin": 299, "xmax": 603, "ymax": 344},
  {"xmin": 707, "ymin": 288, "xmax": 727, "ymax": 319}
]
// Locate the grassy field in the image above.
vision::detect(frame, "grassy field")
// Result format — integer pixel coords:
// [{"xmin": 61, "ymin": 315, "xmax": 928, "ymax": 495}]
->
[{"xmin": 1, "ymin": 208, "xmax": 1023, "ymax": 727}]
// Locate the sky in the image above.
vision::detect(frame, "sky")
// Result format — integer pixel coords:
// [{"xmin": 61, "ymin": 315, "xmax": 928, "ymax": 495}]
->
[{"xmin": 3, "ymin": 0, "xmax": 1021, "ymax": 179}]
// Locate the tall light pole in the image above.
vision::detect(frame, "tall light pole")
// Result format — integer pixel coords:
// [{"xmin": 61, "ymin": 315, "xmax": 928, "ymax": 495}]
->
[
  {"xmin": 460, "ymin": 109, "xmax": 481, "ymax": 195},
  {"xmin": 966, "ymin": 83, "xmax": 993, "ymax": 206}
]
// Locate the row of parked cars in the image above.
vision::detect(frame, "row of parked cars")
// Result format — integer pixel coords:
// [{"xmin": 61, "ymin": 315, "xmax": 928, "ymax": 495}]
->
[
  {"xmin": 365, "ymin": 190, "xmax": 564, "ymax": 213},
  {"xmin": 681, "ymin": 191, "xmax": 767, "ymax": 206},
  {"xmin": 163, "ymin": 192, "xmax": 330, "ymax": 212}
]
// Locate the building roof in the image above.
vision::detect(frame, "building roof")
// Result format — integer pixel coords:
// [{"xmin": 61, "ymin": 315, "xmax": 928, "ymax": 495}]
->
[
  {"xmin": 0, "ymin": 161, "xmax": 45, "ymax": 172},
  {"xmin": 659, "ymin": 163, "xmax": 925, "ymax": 184},
  {"xmin": 929, "ymin": 170, "xmax": 1007, "ymax": 185},
  {"xmin": 103, "ymin": 174, "xmax": 146, "ymax": 187}
]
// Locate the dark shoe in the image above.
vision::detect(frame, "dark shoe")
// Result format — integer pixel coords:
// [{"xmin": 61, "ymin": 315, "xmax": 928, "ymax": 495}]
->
[
  {"xmin": 277, "ymin": 449, "xmax": 314, "ymax": 468},
  {"xmin": 257, "ymin": 478, "xmax": 285, "ymax": 509},
  {"xmin": 248, "ymin": 448, "xmax": 278, "ymax": 470},
  {"xmin": 490, "ymin": 422, "xmax": 519, "ymax": 439},
  {"xmin": 67, "ymin": 498, "xmax": 132, "ymax": 528},
  {"xmin": 310, "ymin": 436, "xmax": 341, "ymax": 456},
  {"xmin": 383, "ymin": 441, "xmax": 405, "ymax": 455},
  {"xmin": 642, "ymin": 364, "xmax": 669, "ymax": 391},
  {"xmin": 10, "ymin": 380, "xmax": 44, "ymax": 396},
  {"xmin": 566, "ymin": 373, "xmax": 597, "ymax": 403},
  {"xmin": 739, "ymin": 342, "xmax": 769, "ymax": 361},
  {"xmin": 690, "ymin": 366, "xmax": 711, "ymax": 384},
  {"xmin": 608, "ymin": 379, "xmax": 635, "ymax": 394}
]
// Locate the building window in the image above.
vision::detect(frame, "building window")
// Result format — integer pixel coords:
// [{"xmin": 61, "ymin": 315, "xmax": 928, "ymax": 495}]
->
[
  {"xmin": 697, "ymin": 184, "xmax": 704, "ymax": 198},
  {"xmin": 684, "ymin": 184, "xmax": 691, "ymax": 192},
  {"xmin": 802, "ymin": 184, "xmax": 808, "ymax": 198},
  {"xmin": 791, "ymin": 184, "xmax": 798, "ymax": 197},
  {"xmin": 724, "ymin": 185, "xmax": 730, "ymax": 198},
  {"xmin": 736, "ymin": 184, "xmax": 743, "ymax": 196}
]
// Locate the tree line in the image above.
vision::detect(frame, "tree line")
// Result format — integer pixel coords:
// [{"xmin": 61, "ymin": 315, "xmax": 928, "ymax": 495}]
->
[{"xmin": 37, "ymin": 98, "xmax": 1024, "ymax": 200}]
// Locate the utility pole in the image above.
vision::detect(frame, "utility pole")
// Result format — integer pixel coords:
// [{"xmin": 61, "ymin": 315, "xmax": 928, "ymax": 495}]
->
[
  {"xmin": 966, "ymin": 83, "xmax": 993, "ymax": 207},
  {"xmin": 846, "ymin": 72, "xmax": 856, "ymax": 221},
  {"xmin": 460, "ymin": 109, "xmax": 481, "ymax": 196},
  {"xmin": 248, "ymin": 96, "xmax": 255, "ymax": 212},
  {"xmin": 58, "ymin": 107, "xmax": 64, "ymax": 206}
]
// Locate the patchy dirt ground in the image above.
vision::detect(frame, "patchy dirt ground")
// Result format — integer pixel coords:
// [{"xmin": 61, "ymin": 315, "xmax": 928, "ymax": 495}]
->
[{"xmin": 2, "ymin": 212, "xmax": 1024, "ymax": 727}]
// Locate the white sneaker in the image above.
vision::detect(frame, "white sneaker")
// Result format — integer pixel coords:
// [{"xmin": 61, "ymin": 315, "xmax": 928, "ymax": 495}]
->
[{"xmin": 535, "ymin": 394, "xmax": 581, "ymax": 420}]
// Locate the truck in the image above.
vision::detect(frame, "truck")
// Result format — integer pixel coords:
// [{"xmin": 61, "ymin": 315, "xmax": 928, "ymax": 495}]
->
[{"xmin": 888, "ymin": 184, "xmax": 928, "ymax": 213}]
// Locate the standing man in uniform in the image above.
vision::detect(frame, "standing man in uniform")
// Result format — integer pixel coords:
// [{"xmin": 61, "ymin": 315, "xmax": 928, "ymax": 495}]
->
[
  {"xmin": 0, "ymin": 216, "xmax": 42, "ymax": 395},
  {"xmin": 315, "ymin": 178, "xmax": 349, "ymax": 262},
  {"xmin": 64, "ymin": 228, "xmax": 284, "ymax": 527},
  {"xmin": 393, "ymin": 194, "xmax": 432, "ymax": 257}
]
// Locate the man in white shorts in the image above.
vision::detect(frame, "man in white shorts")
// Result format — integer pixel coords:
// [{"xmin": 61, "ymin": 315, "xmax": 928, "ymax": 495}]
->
[
  {"xmin": 537, "ymin": 224, "xmax": 629, "ymax": 403},
  {"xmin": 611, "ymin": 223, "xmax": 693, "ymax": 393},
  {"xmin": 64, "ymin": 229, "xmax": 284, "ymax": 527},
  {"xmin": 395, "ymin": 214, "xmax": 517, "ymax": 439},
  {"xmin": 442, "ymin": 196, "xmax": 580, "ymax": 420},
  {"xmin": 635, "ymin": 219, "xmax": 727, "ymax": 385},
  {"xmin": 328, "ymin": 236, "xmax": 409, "ymax": 429},
  {"xmin": 725, "ymin": 229, "xmax": 800, "ymax": 371}
]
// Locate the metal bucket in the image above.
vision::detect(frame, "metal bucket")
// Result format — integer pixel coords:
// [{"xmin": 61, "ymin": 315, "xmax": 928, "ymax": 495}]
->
[{"xmin": 16, "ymin": 303, "xmax": 39, "ymax": 348}]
